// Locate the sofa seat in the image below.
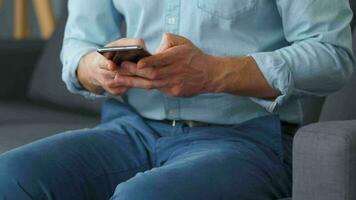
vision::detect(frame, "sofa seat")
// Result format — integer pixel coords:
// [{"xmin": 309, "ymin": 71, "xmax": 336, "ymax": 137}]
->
[
  {"xmin": 0, "ymin": 122, "xmax": 99, "ymax": 153},
  {"xmin": 0, "ymin": 100, "xmax": 99, "ymax": 153},
  {"xmin": 0, "ymin": 100, "xmax": 99, "ymax": 124}
]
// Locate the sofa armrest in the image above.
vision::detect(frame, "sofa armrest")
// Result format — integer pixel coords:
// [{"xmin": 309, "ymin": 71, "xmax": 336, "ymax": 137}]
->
[
  {"xmin": 293, "ymin": 120, "xmax": 356, "ymax": 200},
  {"xmin": 0, "ymin": 40, "xmax": 44, "ymax": 100}
]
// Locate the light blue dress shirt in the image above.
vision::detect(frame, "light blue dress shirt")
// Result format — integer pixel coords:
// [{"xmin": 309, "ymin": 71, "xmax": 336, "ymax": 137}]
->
[{"xmin": 61, "ymin": 0, "xmax": 355, "ymax": 125}]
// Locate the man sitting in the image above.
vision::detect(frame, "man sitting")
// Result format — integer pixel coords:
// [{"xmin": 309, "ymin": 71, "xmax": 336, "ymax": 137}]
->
[{"xmin": 0, "ymin": 0, "xmax": 354, "ymax": 199}]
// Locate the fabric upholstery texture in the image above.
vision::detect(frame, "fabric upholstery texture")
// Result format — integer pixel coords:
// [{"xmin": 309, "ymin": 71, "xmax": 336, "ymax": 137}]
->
[
  {"xmin": 320, "ymin": 30, "xmax": 356, "ymax": 121},
  {"xmin": 0, "ymin": 100, "xmax": 99, "ymax": 153},
  {"xmin": 308, "ymin": 0, "xmax": 356, "ymax": 123},
  {"xmin": 0, "ymin": 100, "xmax": 99, "ymax": 125},
  {"xmin": 0, "ymin": 0, "xmax": 101, "ymax": 155},
  {"xmin": 0, "ymin": 123, "xmax": 97, "ymax": 153},
  {"xmin": 351, "ymin": 0, "xmax": 356, "ymax": 29},
  {"xmin": 0, "ymin": 40, "xmax": 43, "ymax": 99},
  {"xmin": 320, "ymin": 71, "xmax": 356, "ymax": 121},
  {"xmin": 293, "ymin": 120, "xmax": 356, "ymax": 200},
  {"xmin": 320, "ymin": 20, "xmax": 356, "ymax": 121},
  {"xmin": 28, "ymin": 0, "xmax": 103, "ymax": 115}
]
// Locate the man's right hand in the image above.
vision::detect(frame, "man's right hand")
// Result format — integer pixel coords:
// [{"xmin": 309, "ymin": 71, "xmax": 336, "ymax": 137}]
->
[{"xmin": 77, "ymin": 38, "xmax": 146, "ymax": 96}]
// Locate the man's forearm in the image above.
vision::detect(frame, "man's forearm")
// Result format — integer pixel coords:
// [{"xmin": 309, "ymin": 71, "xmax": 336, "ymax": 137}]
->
[{"xmin": 208, "ymin": 56, "xmax": 280, "ymax": 99}]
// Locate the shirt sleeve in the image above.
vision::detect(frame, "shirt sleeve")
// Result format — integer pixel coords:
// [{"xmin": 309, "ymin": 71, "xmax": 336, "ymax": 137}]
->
[
  {"xmin": 249, "ymin": 0, "xmax": 355, "ymax": 113},
  {"xmin": 60, "ymin": 0, "xmax": 123, "ymax": 98}
]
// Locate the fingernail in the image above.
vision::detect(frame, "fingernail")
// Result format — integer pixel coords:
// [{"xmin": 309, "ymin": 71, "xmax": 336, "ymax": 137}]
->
[
  {"xmin": 107, "ymin": 63, "xmax": 114, "ymax": 70},
  {"xmin": 121, "ymin": 62, "xmax": 128, "ymax": 69},
  {"xmin": 138, "ymin": 61, "xmax": 146, "ymax": 69}
]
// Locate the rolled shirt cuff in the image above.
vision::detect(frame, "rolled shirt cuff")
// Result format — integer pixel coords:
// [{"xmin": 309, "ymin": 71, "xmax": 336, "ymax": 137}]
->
[
  {"xmin": 61, "ymin": 41, "xmax": 106, "ymax": 99},
  {"xmin": 249, "ymin": 51, "xmax": 294, "ymax": 112}
]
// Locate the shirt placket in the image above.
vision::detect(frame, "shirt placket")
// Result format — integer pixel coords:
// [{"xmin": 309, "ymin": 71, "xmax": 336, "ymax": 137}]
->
[{"xmin": 163, "ymin": 0, "xmax": 181, "ymax": 120}]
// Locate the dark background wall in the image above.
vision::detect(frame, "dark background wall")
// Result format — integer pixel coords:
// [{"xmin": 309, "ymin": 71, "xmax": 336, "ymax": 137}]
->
[{"xmin": 0, "ymin": 0, "xmax": 64, "ymax": 39}]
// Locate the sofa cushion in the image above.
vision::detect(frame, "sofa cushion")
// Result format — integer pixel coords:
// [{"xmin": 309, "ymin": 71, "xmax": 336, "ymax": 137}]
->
[
  {"xmin": 0, "ymin": 122, "xmax": 97, "ymax": 154},
  {"xmin": 320, "ymin": 29, "xmax": 356, "ymax": 121},
  {"xmin": 0, "ymin": 100, "xmax": 99, "ymax": 125},
  {"xmin": 27, "ymin": 0, "xmax": 104, "ymax": 114},
  {"xmin": 0, "ymin": 40, "xmax": 44, "ymax": 99},
  {"xmin": 293, "ymin": 120, "xmax": 356, "ymax": 200},
  {"xmin": 351, "ymin": 0, "xmax": 356, "ymax": 29},
  {"xmin": 320, "ymin": 72, "xmax": 356, "ymax": 121}
]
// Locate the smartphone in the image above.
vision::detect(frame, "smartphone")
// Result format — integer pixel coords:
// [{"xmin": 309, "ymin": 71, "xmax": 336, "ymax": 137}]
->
[{"xmin": 97, "ymin": 45, "xmax": 151, "ymax": 65}]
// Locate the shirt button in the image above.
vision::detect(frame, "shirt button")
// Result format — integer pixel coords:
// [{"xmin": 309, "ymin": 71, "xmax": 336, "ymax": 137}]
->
[
  {"xmin": 167, "ymin": 17, "xmax": 177, "ymax": 25},
  {"xmin": 168, "ymin": 110, "xmax": 177, "ymax": 116}
]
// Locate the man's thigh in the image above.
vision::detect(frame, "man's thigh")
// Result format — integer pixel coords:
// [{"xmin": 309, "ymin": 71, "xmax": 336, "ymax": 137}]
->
[
  {"xmin": 0, "ymin": 121, "xmax": 151, "ymax": 200},
  {"xmin": 112, "ymin": 132, "xmax": 291, "ymax": 200}
]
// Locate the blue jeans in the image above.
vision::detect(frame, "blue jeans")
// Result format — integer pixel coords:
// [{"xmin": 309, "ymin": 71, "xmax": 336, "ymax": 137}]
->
[{"xmin": 0, "ymin": 99, "xmax": 292, "ymax": 200}]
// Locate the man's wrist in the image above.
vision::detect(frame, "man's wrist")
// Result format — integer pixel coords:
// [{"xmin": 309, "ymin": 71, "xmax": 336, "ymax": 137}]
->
[
  {"xmin": 204, "ymin": 55, "xmax": 236, "ymax": 94},
  {"xmin": 77, "ymin": 53, "xmax": 104, "ymax": 94},
  {"xmin": 204, "ymin": 55, "xmax": 280, "ymax": 98},
  {"xmin": 204, "ymin": 56, "xmax": 257, "ymax": 95}
]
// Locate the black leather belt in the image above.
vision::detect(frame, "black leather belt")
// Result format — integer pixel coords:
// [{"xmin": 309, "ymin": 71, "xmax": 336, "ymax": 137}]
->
[
  {"xmin": 159, "ymin": 119, "xmax": 212, "ymax": 128},
  {"xmin": 149, "ymin": 119, "xmax": 299, "ymax": 136}
]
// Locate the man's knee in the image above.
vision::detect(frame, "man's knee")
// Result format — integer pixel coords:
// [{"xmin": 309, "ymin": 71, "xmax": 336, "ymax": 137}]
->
[
  {"xmin": 0, "ymin": 150, "xmax": 44, "ymax": 199},
  {"xmin": 111, "ymin": 173, "xmax": 166, "ymax": 200}
]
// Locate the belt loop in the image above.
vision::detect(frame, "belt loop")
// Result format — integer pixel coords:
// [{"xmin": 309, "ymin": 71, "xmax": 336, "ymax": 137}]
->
[
  {"xmin": 172, "ymin": 120, "xmax": 176, "ymax": 127},
  {"xmin": 187, "ymin": 121, "xmax": 194, "ymax": 128}
]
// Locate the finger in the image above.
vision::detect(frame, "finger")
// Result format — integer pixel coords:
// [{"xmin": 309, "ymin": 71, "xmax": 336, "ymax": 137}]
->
[
  {"xmin": 121, "ymin": 61, "xmax": 138, "ymax": 75},
  {"xmin": 106, "ymin": 60, "xmax": 118, "ymax": 71},
  {"xmin": 122, "ymin": 61, "xmax": 178, "ymax": 80},
  {"xmin": 106, "ymin": 87, "xmax": 129, "ymax": 96},
  {"xmin": 121, "ymin": 61, "xmax": 161, "ymax": 79},
  {"xmin": 100, "ymin": 69, "xmax": 118, "ymax": 82},
  {"xmin": 114, "ymin": 75, "xmax": 168, "ymax": 89},
  {"xmin": 149, "ymin": 64, "xmax": 181, "ymax": 79},
  {"xmin": 84, "ymin": 51, "xmax": 116, "ymax": 71},
  {"xmin": 105, "ymin": 78, "xmax": 126, "ymax": 88},
  {"xmin": 116, "ymin": 67, "xmax": 135, "ymax": 76},
  {"xmin": 102, "ymin": 51, "xmax": 115, "ymax": 60},
  {"xmin": 97, "ymin": 54, "xmax": 118, "ymax": 71},
  {"xmin": 156, "ymin": 33, "xmax": 191, "ymax": 53},
  {"xmin": 102, "ymin": 73, "xmax": 130, "ymax": 89},
  {"xmin": 137, "ymin": 50, "xmax": 176, "ymax": 69}
]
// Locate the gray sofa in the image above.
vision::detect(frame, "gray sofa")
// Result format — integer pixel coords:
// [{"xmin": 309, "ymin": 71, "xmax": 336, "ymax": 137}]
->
[
  {"xmin": 1, "ymin": 1, "xmax": 356, "ymax": 200},
  {"xmin": 292, "ymin": 42, "xmax": 356, "ymax": 199},
  {"xmin": 0, "ymin": 4, "xmax": 102, "ymax": 153}
]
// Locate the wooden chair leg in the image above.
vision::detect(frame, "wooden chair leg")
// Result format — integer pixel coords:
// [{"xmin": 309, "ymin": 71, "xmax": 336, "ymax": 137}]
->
[
  {"xmin": 14, "ymin": 0, "xmax": 30, "ymax": 40},
  {"xmin": 32, "ymin": 0, "xmax": 55, "ymax": 39}
]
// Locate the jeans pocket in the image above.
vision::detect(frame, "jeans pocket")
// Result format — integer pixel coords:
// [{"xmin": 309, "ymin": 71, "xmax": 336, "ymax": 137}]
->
[{"xmin": 197, "ymin": 0, "xmax": 257, "ymax": 20}]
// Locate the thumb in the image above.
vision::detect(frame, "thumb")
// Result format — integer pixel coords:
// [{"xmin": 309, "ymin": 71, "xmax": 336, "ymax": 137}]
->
[{"xmin": 156, "ymin": 33, "xmax": 191, "ymax": 53}]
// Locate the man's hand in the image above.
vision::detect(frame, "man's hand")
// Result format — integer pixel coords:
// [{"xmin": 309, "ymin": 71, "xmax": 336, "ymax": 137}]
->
[
  {"xmin": 77, "ymin": 38, "xmax": 145, "ymax": 95},
  {"xmin": 115, "ymin": 33, "xmax": 280, "ymax": 99},
  {"xmin": 114, "ymin": 33, "xmax": 219, "ymax": 97}
]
